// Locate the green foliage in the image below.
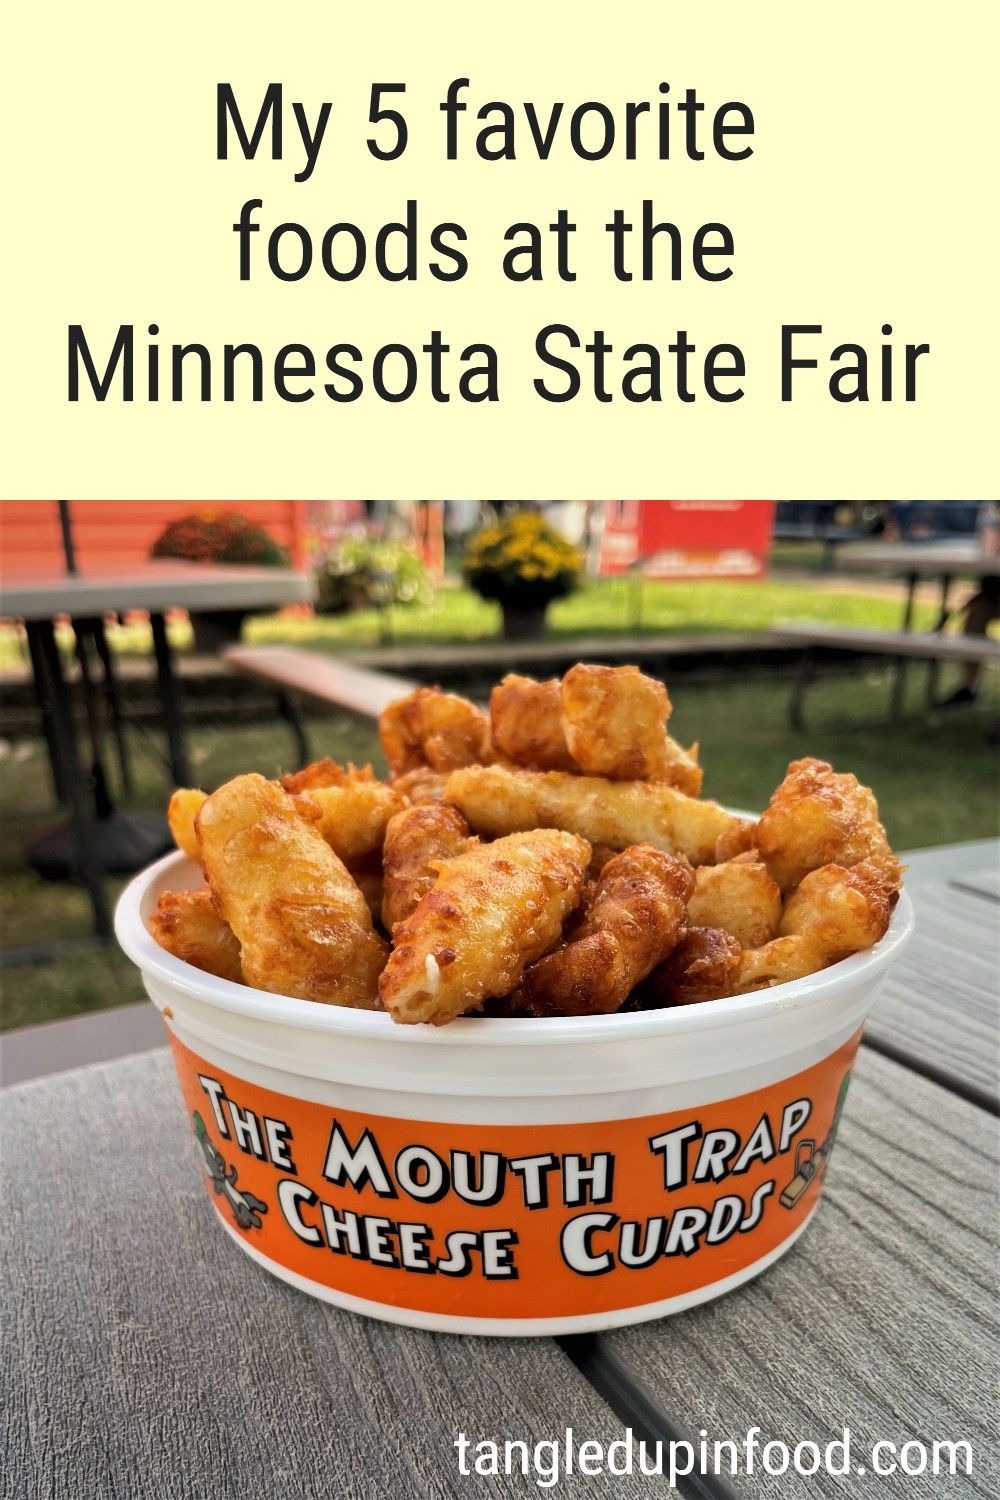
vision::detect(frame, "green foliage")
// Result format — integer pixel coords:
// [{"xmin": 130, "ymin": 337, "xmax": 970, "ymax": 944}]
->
[
  {"xmin": 244, "ymin": 576, "xmax": 944, "ymax": 649},
  {"xmin": 315, "ymin": 536, "xmax": 427, "ymax": 614},
  {"xmin": 150, "ymin": 510, "xmax": 288, "ymax": 566},
  {"xmin": 463, "ymin": 511, "xmax": 583, "ymax": 607}
]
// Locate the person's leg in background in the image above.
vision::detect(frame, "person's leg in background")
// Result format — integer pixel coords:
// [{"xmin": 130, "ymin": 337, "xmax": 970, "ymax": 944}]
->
[{"xmin": 937, "ymin": 576, "xmax": 1000, "ymax": 708}]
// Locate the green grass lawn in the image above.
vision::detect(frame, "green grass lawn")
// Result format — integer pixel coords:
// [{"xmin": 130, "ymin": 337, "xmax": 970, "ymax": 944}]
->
[
  {"xmin": 248, "ymin": 576, "xmax": 944, "ymax": 649},
  {"xmin": 2, "ymin": 664, "xmax": 995, "ymax": 1033},
  {"xmin": 0, "ymin": 575, "xmax": 946, "ymax": 673}
]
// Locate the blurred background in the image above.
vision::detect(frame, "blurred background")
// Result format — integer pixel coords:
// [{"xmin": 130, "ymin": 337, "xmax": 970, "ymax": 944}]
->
[{"xmin": 1, "ymin": 498, "xmax": 997, "ymax": 1037}]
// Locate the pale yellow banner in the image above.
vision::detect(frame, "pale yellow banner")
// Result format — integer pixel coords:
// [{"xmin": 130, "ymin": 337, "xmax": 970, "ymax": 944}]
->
[{"xmin": 4, "ymin": 0, "xmax": 997, "ymax": 498}]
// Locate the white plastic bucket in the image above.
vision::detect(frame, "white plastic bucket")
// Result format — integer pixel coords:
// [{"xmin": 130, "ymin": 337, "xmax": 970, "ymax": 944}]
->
[{"xmin": 116, "ymin": 850, "xmax": 913, "ymax": 1336}]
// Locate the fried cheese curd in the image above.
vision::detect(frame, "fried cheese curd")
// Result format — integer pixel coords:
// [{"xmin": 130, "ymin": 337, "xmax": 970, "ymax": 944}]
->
[
  {"xmin": 169, "ymin": 764, "xmax": 400, "ymax": 873},
  {"xmin": 280, "ymin": 756, "xmax": 355, "ymax": 793},
  {"xmin": 688, "ymin": 854, "xmax": 783, "ymax": 948},
  {"xmin": 378, "ymin": 829, "xmax": 590, "ymax": 1025},
  {"xmin": 753, "ymin": 757, "xmax": 903, "ymax": 893},
  {"xmin": 651, "ymin": 861, "xmax": 898, "ymax": 1005},
  {"xmin": 150, "ymin": 665, "xmax": 902, "ymax": 1023},
  {"xmin": 560, "ymin": 663, "xmax": 702, "ymax": 794},
  {"xmin": 516, "ymin": 845, "xmax": 694, "ymax": 1017},
  {"xmin": 489, "ymin": 675, "xmax": 577, "ymax": 771},
  {"xmin": 196, "ymin": 773, "xmax": 387, "ymax": 1008},
  {"xmin": 283, "ymin": 759, "xmax": 403, "ymax": 867},
  {"xmin": 379, "ymin": 686, "xmax": 492, "ymax": 775},
  {"xmin": 148, "ymin": 887, "xmax": 243, "ymax": 983},
  {"xmin": 489, "ymin": 665, "xmax": 702, "ymax": 793},
  {"xmin": 381, "ymin": 802, "xmax": 472, "ymax": 933},
  {"xmin": 388, "ymin": 767, "xmax": 450, "ymax": 803},
  {"xmin": 299, "ymin": 780, "xmax": 402, "ymax": 867},
  {"xmin": 444, "ymin": 765, "xmax": 738, "ymax": 866},
  {"xmin": 167, "ymin": 787, "xmax": 207, "ymax": 863}
]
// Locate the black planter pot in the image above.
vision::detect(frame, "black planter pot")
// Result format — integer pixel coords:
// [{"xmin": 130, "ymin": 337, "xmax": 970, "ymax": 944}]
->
[
  {"xmin": 501, "ymin": 602, "xmax": 549, "ymax": 640},
  {"xmin": 189, "ymin": 609, "xmax": 249, "ymax": 652}
]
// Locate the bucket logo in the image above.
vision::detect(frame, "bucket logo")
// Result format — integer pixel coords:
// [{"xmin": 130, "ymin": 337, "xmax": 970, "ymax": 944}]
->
[
  {"xmin": 778, "ymin": 1070, "xmax": 851, "ymax": 1209},
  {"xmin": 194, "ymin": 1111, "xmax": 268, "ymax": 1231},
  {"xmin": 169, "ymin": 1032, "xmax": 862, "ymax": 1319}
]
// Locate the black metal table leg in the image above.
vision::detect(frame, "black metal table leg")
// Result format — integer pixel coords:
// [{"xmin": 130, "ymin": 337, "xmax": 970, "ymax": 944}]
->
[
  {"xmin": 789, "ymin": 649, "xmax": 815, "ymax": 731},
  {"xmin": 275, "ymin": 691, "xmax": 311, "ymax": 768},
  {"xmin": 926, "ymin": 572, "xmax": 953, "ymax": 708},
  {"xmin": 150, "ymin": 612, "xmax": 190, "ymax": 785},
  {"xmin": 24, "ymin": 620, "xmax": 69, "ymax": 806},
  {"xmin": 72, "ymin": 621, "xmax": 114, "ymax": 820},
  {"xmin": 23, "ymin": 614, "xmax": 172, "ymax": 930},
  {"xmin": 32, "ymin": 620, "xmax": 112, "ymax": 940},
  {"xmin": 889, "ymin": 572, "xmax": 918, "ymax": 719},
  {"xmin": 92, "ymin": 616, "xmax": 134, "ymax": 798},
  {"xmin": 820, "ymin": 528, "xmax": 835, "ymax": 573}
]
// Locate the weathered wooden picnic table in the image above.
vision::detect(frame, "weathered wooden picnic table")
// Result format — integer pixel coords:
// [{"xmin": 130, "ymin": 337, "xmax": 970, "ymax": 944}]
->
[
  {"xmin": 0, "ymin": 564, "xmax": 315, "ymax": 940},
  {"xmin": 834, "ymin": 539, "xmax": 1000, "ymax": 714},
  {"xmin": 3, "ymin": 839, "xmax": 998, "ymax": 1498}
]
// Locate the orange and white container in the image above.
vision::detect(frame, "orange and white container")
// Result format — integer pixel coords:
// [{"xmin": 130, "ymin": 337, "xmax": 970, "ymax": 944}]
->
[{"xmin": 116, "ymin": 850, "xmax": 913, "ymax": 1336}]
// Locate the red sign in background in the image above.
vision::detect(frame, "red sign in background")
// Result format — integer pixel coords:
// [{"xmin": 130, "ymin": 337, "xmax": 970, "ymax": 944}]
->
[{"xmin": 598, "ymin": 501, "xmax": 776, "ymax": 580}]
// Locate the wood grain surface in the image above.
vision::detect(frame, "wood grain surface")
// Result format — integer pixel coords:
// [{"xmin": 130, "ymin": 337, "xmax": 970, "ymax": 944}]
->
[
  {"xmin": 602, "ymin": 1048, "xmax": 1000, "ymax": 1497},
  {"xmin": 3, "ymin": 850, "xmax": 997, "ymax": 1498},
  {"xmin": 866, "ymin": 876, "xmax": 1000, "ymax": 1107},
  {"xmin": 949, "ymin": 870, "xmax": 1000, "ymax": 904},
  {"xmin": 0, "ymin": 1052, "xmax": 648, "ymax": 1500}
]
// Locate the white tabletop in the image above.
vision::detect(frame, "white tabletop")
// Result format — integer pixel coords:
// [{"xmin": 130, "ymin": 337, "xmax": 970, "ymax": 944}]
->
[
  {"xmin": 0, "ymin": 562, "xmax": 316, "ymax": 619},
  {"xmin": 837, "ymin": 539, "xmax": 999, "ymax": 578}
]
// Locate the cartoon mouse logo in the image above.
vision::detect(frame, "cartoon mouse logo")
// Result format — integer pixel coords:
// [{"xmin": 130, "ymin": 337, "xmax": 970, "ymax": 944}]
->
[
  {"xmin": 193, "ymin": 1111, "xmax": 268, "ymax": 1231},
  {"xmin": 779, "ymin": 1071, "xmax": 852, "ymax": 1210}
]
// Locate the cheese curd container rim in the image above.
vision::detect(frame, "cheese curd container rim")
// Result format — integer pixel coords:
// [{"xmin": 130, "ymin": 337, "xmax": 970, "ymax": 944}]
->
[{"xmin": 116, "ymin": 848, "xmax": 914, "ymax": 1048}]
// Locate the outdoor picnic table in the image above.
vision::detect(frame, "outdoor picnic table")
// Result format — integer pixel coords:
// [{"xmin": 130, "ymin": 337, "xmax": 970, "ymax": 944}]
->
[
  {"xmin": 0, "ymin": 563, "xmax": 314, "ymax": 940},
  {"xmin": 3, "ymin": 841, "xmax": 998, "ymax": 1498},
  {"xmin": 836, "ymin": 540, "xmax": 998, "ymax": 628},
  {"xmin": 834, "ymin": 539, "xmax": 999, "ymax": 713}
]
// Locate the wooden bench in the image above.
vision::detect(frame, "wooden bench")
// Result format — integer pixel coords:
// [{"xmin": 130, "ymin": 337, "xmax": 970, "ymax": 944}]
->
[
  {"xmin": 347, "ymin": 630, "xmax": 788, "ymax": 677},
  {"xmin": 222, "ymin": 645, "xmax": 418, "ymax": 761},
  {"xmin": 771, "ymin": 623, "xmax": 1000, "ymax": 727}
]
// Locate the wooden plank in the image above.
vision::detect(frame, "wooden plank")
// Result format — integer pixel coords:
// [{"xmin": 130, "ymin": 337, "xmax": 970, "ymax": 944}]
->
[
  {"xmin": 950, "ymin": 870, "xmax": 1000, "ymax": 904},
  {"xmin": 772, "ymin": 623, "xmax": 999, "ymax": 663},
  {"xmin": 864, "ymin": 877, "xmax": 999, "ymax": 1109},
  {"xmin": 897, "ymin": 840, "xmax": 999, "ymax": 887},
  {"xmin": 1, "ymin": 1051, "xmax": 650, "ymax": 1500},
  {"xmin": 837, "ymin": 540, "xmax": 995, "ymax": 577},
  {"xmin": 0, "ymin": 1001, "xmax": 165, "ymax": 1088},
  {"xmin": 1, "ymin": 566, "xmax": 315, "ymax": 620},
  {"xmin": 347, "ymin": 632, "xmax": 787, "ymax": 675},
  {"xmin": 224, "ymin": 644, "xmax": 418, "ymax": 716},
  {"xmin": 601, "ymin": 1048, "xmax": 1000, "ymax": 1498}
]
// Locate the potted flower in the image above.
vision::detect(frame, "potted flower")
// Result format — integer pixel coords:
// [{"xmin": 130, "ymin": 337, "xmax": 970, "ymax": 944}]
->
[
  {"xmin": 463, "ymin": 510, "xmax": 583, "ymax": 639},
  {"xmin": 315, "ymin": 535, "xmax": 427, "ymax": 617},
  {"xmin": 150, "ymin": 511, "xmax": 288, "ymax": 650}
]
